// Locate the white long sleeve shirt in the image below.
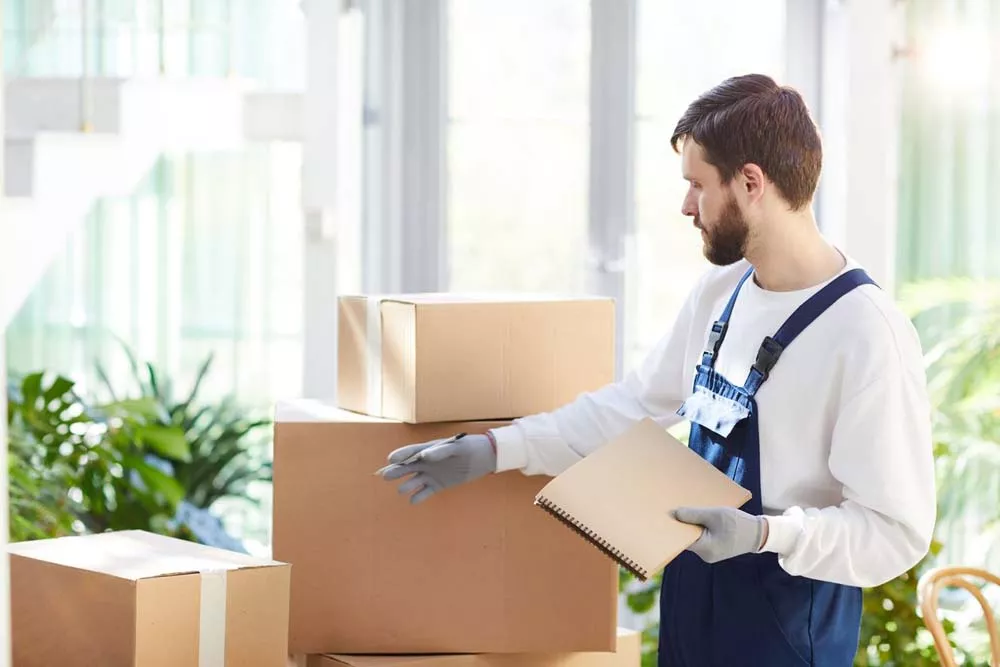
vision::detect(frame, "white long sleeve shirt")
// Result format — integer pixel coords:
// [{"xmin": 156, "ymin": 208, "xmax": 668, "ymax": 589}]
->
[{"xmin": 491, "ymin": 255, "xmax": 937, "ymax": 588}]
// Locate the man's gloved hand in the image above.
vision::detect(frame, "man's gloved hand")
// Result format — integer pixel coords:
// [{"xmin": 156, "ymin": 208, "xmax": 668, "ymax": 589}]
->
[
  {"xmin": 672, "ymin": 506, "xmax": 767, "ymax": 564},
  {"xmin": 376, "ymin": 433, "xmax": 496, "ymax": 505}
]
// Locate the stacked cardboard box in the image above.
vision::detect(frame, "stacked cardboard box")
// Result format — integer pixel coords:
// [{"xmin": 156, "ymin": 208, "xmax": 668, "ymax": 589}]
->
[
  {"xmin": 8, "ymin": 530, "xmax": 291, "ymax": 666},
  {"xmin": 275, "ymin": 294, "xmax": 638, "ymax": 666},
  {"xmin": 293, "ymin": 628, "xmax": 642, "ymax": 667}
]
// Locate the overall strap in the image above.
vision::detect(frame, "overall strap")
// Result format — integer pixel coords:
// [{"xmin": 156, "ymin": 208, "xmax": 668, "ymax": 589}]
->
[
  {"xmin": 744, "ymin": 267, "xmax": 878, "ymax": 394},
  {"xmin": 701, "ymin": 266, "xmax": 755, "ymax": 367}
]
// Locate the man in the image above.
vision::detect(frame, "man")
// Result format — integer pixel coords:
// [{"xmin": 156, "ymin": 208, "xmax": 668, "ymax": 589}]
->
[{"xmin": 377, "ymin": 74, "xmax": 936, "ymax": 666}]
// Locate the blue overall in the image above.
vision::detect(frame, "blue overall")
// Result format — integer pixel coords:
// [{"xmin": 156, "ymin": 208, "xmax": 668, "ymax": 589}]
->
[{"xmin": 658, "ymin": 266, "xmax": 874, "ymax": 667}]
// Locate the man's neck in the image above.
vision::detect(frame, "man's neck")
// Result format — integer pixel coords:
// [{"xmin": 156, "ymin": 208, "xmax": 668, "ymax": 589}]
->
[{"xmin": 744, "ymin": 211, "xmax": 844, "ymax": 292}]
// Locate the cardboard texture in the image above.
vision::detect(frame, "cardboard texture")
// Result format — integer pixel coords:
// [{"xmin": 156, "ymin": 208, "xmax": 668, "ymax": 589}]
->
[
  {"xmin": 534, "ymin": 417, "xmax": 753, "ymax": 581},
  {"xmin": 306, "ymin": 628, "xmax": 641, "ymax": 667},
  {"xmin": 272, "ymin": 400, "xmax": 619, "ymax": 655},
  {"xmin": 337, "ymin": 293, "xmax": 616, "ymax": 423},
  {"xmin": 9, "ymin": 530, "xmax": 291, "ymax": 667}
]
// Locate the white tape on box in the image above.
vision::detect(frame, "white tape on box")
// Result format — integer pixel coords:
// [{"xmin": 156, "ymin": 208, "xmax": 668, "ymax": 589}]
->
[
  {"xmin": 199, "ymin": 569, "xmax": 227, "ymax": 667},
  {"xmin": 366, "ymin": 296, "xmax": 383, "ymax": 417}
]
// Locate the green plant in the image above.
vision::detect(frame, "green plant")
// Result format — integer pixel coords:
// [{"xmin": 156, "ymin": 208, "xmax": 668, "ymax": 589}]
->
[
  {"xmin": 7, "ymin": 371, "xmax": 191, "ymax": 540},
  {"xmin": 96, "ymin": 345, "xmax": 271, "ymax": 510},
  {"xmin": 620, "ymin": 567, "xmax": 661, "ymax": 667},
  {"xmin": 898, "ymin": 278, "xmax": 1000, "ymax": 562},
  {"xmin": 8, "ymin": 419, "xmax": 76, "ymax": 541}
]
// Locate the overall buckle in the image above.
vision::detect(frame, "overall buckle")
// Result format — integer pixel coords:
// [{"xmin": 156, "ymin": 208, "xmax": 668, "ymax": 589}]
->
[
  {"xmin": 704, "ymin": 321, "xmax": 727, "ymax": 358},
  {"xmin": 753, "ymin": 336, "xmax": 784, "ymax": 380}
]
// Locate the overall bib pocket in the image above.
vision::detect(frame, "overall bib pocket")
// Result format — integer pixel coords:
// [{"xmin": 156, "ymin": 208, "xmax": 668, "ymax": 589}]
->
[{"xmin": 676, "ymin": 384, "xmax": 750, "ymax": 437}]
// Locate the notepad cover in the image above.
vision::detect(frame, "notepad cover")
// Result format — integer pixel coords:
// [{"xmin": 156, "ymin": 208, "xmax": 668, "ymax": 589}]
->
[{"xmin": 533, "ymin": 417, "xmax": 752, "ymax": 580}]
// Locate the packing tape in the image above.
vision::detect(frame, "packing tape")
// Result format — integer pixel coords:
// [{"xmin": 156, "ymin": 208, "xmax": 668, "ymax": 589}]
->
[
  {"xmin": 366, "ymin": 296, "xmax": 383, "ymax": 416},
  {"xmin": 199, "ymin": 569, "xmax": 227, "ymax": 667}
]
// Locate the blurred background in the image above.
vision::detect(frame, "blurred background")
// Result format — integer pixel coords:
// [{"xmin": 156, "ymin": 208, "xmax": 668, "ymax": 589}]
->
[{"xmin": 2, "ymin": 0, "xmax": 999, "ymax": 664}]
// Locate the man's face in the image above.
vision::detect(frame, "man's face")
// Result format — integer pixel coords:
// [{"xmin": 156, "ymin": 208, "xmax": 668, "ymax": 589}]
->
[{"xmin": 680, "ymin": 141, "xmax": 750, "ymax": 266}]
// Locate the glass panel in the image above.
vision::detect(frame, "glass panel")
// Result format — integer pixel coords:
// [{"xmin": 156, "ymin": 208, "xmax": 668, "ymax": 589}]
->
[
  {"xmin": 229, "ymin": 0, "xmax": 307, "ymax": 90},
  {"xmin": 446, "ymin": 0, "xmax": 590, "ymax": 293},
  {"xmin": 628, "ymin": 0, "xmax": 787, "ymax": 370},
  {"xmin": 6, "ymin": 145, "xmax": 305, "ymax": 409},
  {"xmin": 2, "ymin": 0, "xmax": 305, "ymax": 87}
]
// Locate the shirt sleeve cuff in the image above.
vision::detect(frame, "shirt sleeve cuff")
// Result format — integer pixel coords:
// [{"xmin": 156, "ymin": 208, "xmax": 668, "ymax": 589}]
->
[
  {"xmin": 489, "ymin": 423, "xmax": 529, "ymax": 472},
  {"xmin": 761, "ymin": 510, "xmax": 805, "ymax": 556}
]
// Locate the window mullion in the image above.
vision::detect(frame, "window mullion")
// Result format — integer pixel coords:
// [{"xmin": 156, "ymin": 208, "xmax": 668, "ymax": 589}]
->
[{"xmin": 588, "ymin": 0, "xmax": 637, "ymax": 380}]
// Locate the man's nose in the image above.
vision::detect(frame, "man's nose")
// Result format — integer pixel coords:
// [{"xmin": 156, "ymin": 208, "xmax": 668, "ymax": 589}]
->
[{"xmin": 681, "ymin": 196, "xmax": 697, "ymax": 217}]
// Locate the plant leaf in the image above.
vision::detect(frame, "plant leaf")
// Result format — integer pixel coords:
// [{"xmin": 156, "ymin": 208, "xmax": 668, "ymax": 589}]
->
[
  {"xmin": 126, "ymin": 458, "xmax": 185, "ymax": 507},
  {"xmin": 146, "ymin": 362, "xmax": 163, "ymax": 402},
  {"xmin": 94, "ymin": 361, "xmax": 119, "ymax": 403},
  {"xmin": 136, "ymin": 426, "xmax": 191, "ymax": 462},
  {"xmin": 180, "ymin": 353, "xmax": 214, "ymax": 414},
  {"xmin": 41, "ymin": 376, "xmax": 75, "ymax": 404},
  {"xmin": 99, "ymin": 398, "xmax": 170, "ymax": 423},
  {"xmin": 118, "ymin": 338, "xmax": 147, "ymax": 395},
  {"xmin": 21, "ymin": 372, "xmax": 43, "ymax": 408}
]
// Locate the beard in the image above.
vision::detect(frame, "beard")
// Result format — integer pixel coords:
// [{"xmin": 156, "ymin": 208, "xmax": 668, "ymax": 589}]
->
[{"xmin": 696, "ymin": 194, "xmax": 750, "ymax": 266}]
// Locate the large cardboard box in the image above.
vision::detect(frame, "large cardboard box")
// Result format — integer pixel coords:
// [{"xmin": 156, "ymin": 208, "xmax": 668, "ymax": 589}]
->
[
  {"xmin": 302, "ymin": 628, "xmax": 641, "ymax": 667},
  {"xmin": 337, "ymin": 294, "xmax": 615, "ymax": 423},
  {"xmin": 9, "ymin": 530, "xmax": 291, "ymax": 667},
  {"xmin": 273, "ymin": 400, "xmax": 619, "ymax": 655}
]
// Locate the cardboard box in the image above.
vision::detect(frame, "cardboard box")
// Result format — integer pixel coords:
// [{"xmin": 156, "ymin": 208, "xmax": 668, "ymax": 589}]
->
[
  {"xmin": 9, "ymin": 530, "xmax": 291, "ymax": 667},
  {"xmin": 337, "ymin": 293, "xmax": 615, "ymax": 423},
  {"xmin": 303, "ymin": 628, "xmax": 641, "ymax": 667},
  {"xmin": 273, "ymin": 400, "xmax": 619, "ymax": 655}
]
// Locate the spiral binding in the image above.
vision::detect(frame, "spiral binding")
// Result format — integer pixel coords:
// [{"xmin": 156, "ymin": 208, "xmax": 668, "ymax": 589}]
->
[{"xmin": 534, "ymin": 495, "xmax": 649, "ymax": 582}]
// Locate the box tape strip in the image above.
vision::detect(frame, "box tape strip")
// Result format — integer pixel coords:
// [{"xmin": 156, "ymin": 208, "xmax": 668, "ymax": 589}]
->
[
  {"xmin": 366, "ymin": 296, "xmax": 382, "ymax": 416},
  {"xmin": 199, "ymin": 569, "xmax": 227, "ymax": 667}
]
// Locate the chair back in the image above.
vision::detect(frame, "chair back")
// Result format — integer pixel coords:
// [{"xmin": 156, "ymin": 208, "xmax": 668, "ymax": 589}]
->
[{"xmin": 918, "ymin": 565, "xmax": 1000, "ymax": 667}]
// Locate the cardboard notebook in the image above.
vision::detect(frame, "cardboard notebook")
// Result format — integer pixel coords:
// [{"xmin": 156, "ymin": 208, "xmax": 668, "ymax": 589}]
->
[{"xmin": 534, "ymin": 417, "xmax": 752, "ymax": 581}]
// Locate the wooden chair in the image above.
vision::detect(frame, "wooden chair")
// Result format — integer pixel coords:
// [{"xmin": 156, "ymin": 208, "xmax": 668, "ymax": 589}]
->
[{"xmin": 918, "ymin": 565, "xmax": 1000, "ymax": 667}]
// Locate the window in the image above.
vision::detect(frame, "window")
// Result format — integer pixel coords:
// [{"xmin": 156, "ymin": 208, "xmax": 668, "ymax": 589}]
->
[
  {"xmin": 5, "ymin": 146, "xmax": 305, "ymax": 411},
  {"xmin": 446, "ymin": 0, "xmax": 591, "ymax": 293},
  {"xmin": 627, "ymin": 0, "xmax": 787, "ymax": 370}
]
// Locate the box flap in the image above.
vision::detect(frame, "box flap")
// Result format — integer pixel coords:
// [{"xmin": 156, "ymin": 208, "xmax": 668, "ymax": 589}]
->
[
  {"xmin": 274, "ymin": 399, "xmax": 393, "ymax": 424},
  {"xmin": 7, "ymin": 530, "xmax": 285, "ymax": 581}
]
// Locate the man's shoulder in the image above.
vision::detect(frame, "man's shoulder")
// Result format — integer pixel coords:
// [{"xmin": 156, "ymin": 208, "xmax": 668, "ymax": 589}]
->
[
  {"xmin": 832, "ymin": 267, "xmax": 925, "ymax": 371},
  {"xmin": 837, "ymin": 264, "xmax": 914, "ymax": 336}
]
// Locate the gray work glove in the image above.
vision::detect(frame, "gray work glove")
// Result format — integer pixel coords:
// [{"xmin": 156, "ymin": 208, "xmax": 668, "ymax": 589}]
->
[
  {"xmin": 376, "ymin": 433, "xmax": 496, "ymax": 505},
  {"xmin": 672, "ymin": 507, "xmax": 766, "ymax": 563}
]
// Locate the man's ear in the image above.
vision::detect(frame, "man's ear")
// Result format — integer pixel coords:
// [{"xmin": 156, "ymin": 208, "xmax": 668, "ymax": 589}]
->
[{"xmin": 739, "ymin": 163, "xmax": 766, "ymax": 204}]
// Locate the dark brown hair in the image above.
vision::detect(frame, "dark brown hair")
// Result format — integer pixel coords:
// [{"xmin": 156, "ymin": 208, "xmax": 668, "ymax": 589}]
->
[{"xmin": 670, "ymin": 74, "xmax": 822, "ymax": 211}]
